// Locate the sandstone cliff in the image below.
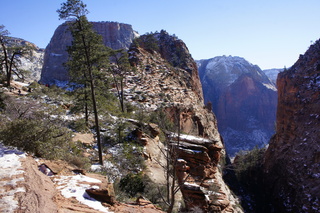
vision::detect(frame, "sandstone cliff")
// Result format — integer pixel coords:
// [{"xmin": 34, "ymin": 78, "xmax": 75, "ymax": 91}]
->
[
  {"xmin": 125, "ymin": 31, "xmax": 242, "ymax": 212},
  {"xmin": 197, "ymin": 56, "xmax": 277, "ymax": 156},
  {"xmin": 264, "ymin": 40, "xmax": 320, "ymax": 212},
  {"xmin": 40, "ymin": 21, "xmax": 137, "ymax": 85}
]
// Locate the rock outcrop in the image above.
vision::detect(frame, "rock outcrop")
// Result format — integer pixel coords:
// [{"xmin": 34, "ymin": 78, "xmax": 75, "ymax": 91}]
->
[
  {"xmin": 40, "ymin": 21, "xmax": 138, "ymax": 85},
  {"xmin": 5, "ymin": 37, "xmax": 44, "ymax": 82},
  {"xmin": 197, "ymin": 56, "xmax": 277, "ymax": 156},
  {"xmin": 264, "ymin": 40, "xmax": 320, "ymax": 212},
  {"xmin": 125, "ymin": 31, "xmax": 241, "ymax": 212}
]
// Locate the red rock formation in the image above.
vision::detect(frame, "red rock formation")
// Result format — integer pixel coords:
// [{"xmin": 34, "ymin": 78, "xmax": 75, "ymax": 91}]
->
[
  {"xmin": 127, "ymin": 33, "xmax": 241, "ymax": 212},
  {"xmin": 264, "ymin": 40, "xmax": 320, "ymax": 212}
]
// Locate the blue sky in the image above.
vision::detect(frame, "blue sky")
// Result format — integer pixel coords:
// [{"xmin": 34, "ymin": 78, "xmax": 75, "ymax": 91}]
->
[{"xmin": 1, "ymin": 0, "xmax": 320, "ymax": 69}]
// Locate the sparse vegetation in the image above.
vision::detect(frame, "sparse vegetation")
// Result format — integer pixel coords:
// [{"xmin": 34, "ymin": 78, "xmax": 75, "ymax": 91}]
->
[
  {"xmin": 118, "ymin": 172, "xmax": 145, "ymax": 197},
  {"xmin": 0, "ymin": 116, "xmax": 72, "ymax": 160},
  {"xmin": 133, "ymin": 32, "xmax": 159, "ymax": 53},
  {"xmin": 233, "ymin": 146, "xmax": 265, "ymax": 183},
  {"xmin": 232, "ymin": 146, "xmax": 267, "ymax": 211}
]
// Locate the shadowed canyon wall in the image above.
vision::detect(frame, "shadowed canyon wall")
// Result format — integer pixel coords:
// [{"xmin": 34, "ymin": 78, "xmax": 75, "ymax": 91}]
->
[{"xmin": 264, "ymin": 40, "xmax": 320, "ymax": 212}]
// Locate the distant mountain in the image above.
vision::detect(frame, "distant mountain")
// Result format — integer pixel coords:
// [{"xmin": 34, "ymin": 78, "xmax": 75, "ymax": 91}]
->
[
  {"xmin": 197, "ymin": 56, "xmax": 277, "ymax": 156},
  {"xmin": 262, "ymin": 68, "xmax": 283, "ymax": 85}
]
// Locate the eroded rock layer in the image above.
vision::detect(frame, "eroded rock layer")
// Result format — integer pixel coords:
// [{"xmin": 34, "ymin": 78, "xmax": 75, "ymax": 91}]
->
[{"xmin": 125, "ymin": 31, "xmax": 241, "ymax": 212}]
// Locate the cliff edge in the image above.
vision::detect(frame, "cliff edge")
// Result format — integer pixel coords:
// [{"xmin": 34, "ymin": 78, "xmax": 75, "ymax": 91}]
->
[{"xmin": 264, "ymin": 40, "xmax": 320, "ymax": 212}]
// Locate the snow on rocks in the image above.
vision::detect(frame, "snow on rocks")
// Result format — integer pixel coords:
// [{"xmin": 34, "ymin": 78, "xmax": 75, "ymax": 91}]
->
[
  {"xmin": 0, "ymin": 143, "xmax": 26, "ymax": 212},
  {"xmin": 53, "ymin": 174, "xmax": 112, "ymax": 213}
]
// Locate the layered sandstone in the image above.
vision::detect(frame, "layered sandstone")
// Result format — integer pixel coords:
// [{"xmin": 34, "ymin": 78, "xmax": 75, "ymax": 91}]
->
[
  {"xmin": 264, "ymin": 40, "xmax": 320, "ymax": 212},
  {"xmin": 40, "ymin": 21, "xmax": 137, "ymax": 85},
  {"xmin": 125, "ymin": 31, "xmax": 241, "ymax": 212}
]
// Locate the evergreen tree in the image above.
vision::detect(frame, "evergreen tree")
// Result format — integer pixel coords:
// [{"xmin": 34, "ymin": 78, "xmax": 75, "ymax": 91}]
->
[{"xmin": 57, "ymin": 0, "xmax": 109, "ymax": 165}]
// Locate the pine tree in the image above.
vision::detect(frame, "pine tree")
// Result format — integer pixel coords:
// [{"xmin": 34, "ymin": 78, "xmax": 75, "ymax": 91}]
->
[{"xmin": 57, "ymin": 0, "xmax": 109, "ymax": 165}]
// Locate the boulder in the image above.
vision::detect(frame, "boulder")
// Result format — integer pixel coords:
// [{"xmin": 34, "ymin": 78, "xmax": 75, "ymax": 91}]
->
[{"xmin": 85, "ymin": 188, "xmax": 115, "ymax": 205}]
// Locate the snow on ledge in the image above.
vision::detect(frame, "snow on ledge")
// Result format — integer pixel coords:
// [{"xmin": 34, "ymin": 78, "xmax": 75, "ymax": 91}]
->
[
  {"xmin": 53, "ymin": 174, "xmax": 112, "ymax": 213},
  {"xmin": 170, "ymin": 133, "xmax": 213, "ymax": 144}
]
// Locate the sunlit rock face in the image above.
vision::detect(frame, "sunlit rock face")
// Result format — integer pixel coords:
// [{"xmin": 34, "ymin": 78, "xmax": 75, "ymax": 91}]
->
[
  {"xmin": 5, "ymin": 37, "xmax": 44, "ymax": 82},
  {"xmin": 40, "ymin": 21, "xmax": 137, "ymax": 85},
  {"xmin": 197, "ymin": 56, "xmax": 277, "ymax": 156},
  {"xmin": 264, "ymin": 40, "xmax": 320, "ymax": 213},
  {"xmin": 125, "ymin": 31, "xmax": 242, "ymax": 212},
  {"xmin": 265, "ymin": 41, "xmax": 320, "ymax": 212}
]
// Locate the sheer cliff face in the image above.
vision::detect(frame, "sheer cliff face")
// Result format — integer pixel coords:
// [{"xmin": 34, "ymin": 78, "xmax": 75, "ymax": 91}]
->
[
  {"xmin": 40, "ymin": 21, "xmax": 137, "ymax": 85},
  {"xmin": 264, "ymin": 41, "xmax": 320, "ymax": 212},
  {"xmin": 127, "ymin": 32, "xmax": 241, "ymax": 212},
  {"xmin": 197, "ymin": 56, "xmax": 277, "ymax": 156}
]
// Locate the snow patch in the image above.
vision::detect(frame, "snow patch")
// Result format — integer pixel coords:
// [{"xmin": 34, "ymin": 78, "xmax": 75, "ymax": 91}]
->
[
  {"xmin": 0, "ymin": 144, "xmax": 26, "ymax": 212},
  {"xmin": 54, "ymin": 174, "xmax": 111, "ymax": 213},
  {"xmin": 262, "ymin": 83, "xmax": 277, "ymax": 91}
]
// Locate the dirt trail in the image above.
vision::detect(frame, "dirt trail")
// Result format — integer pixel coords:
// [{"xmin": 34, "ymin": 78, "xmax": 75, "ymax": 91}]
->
[
  {"xmin": 13, "ymin": 156, "xmax": 164, "ymax": 213},
  {"xmin": 15, "ymin": 156, "xmax": 58, "ymax": 213}
]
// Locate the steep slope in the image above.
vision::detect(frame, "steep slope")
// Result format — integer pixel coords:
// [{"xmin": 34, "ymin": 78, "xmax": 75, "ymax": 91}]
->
[
  {"xmin": 197, "ymin": 56, "xmax": 277, "ymax": 156},
  {"xmin": 38, "ymin": 24, "xmax": 241, "ymax": 211},
  {"xmin": 124, "ymin": 31, "xmax": 241, "ymax": 212},
  {"xmin": 40, "ymin": 21, "xmax": 138, "ymax": 85},
  {"xmin": 264, "ymin": 40, "xmax": 320, "ymax": 212}
]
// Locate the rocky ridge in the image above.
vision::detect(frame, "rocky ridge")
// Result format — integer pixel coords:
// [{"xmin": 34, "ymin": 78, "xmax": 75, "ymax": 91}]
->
[
  {"xmin": 15, "ymin": 23, "xmax": 242, "ymax": 211},
  {"xmin": 40, "ymin": 21, "xmax": 138, "ymax": 85},
  {"xmin": 197, "ymin": 56, "xmax": 277, "ymax": 156},
  {"xmin": 123, "ymin": 32, "xmax": 242, "ymax": 212},
  {"xmin": 264, "ymin": 40, "xmax": 320, "ymax": 212}
]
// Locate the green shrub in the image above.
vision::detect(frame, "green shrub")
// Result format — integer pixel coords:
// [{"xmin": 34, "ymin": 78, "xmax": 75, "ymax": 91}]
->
[
  {"xmin": 119, "ymin": 172, "xmax": 145, "ymax": 197},
  {"xmin": 149, "ymin": 109, "xmax": 174, "ymax": 131},
  {"xmin": 69, "ymin": 118, "xmax": 90, "ymax": 133},
  {"xmin": 114, "ymin": 142, "xmax": 145, "ymax": 172},
  {"xmin": 0, "ymin": 90, "xmax": 6, "ymax": 111},
  {"xmin": 64, "ymin": 153, "xmax": 91, "ymax": 170},
  {"xmin": 0, "ymin": 118, "xmax": 72, "ymax": 160},
  {"xmin": 233, "ymin": 146, "xmax": 266, "ymax": 186}
]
